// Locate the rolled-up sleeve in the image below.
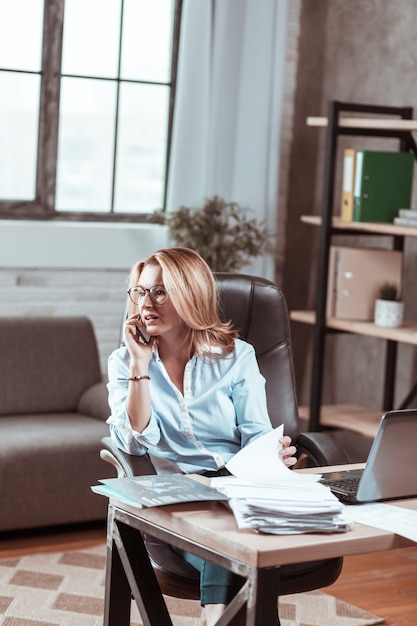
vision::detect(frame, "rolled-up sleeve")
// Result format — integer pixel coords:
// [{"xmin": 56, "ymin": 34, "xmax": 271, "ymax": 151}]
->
[{"xmin": 106, "ymin": 347, "xmax": 161, "ymax": 454}]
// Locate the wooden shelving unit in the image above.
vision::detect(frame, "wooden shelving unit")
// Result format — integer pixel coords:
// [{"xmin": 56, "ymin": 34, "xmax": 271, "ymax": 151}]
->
[
  {"xmin": 300, "ymin": 214, "xmax": 417, "ymax": 238},
  {"xmin": 298, "ymin": 404, "xmax": 383, "ymax": 438},
  {"xmin": 307, "ymin": 116, "xmax": 417, "ymax": 131},
  {"xmin": 290, "ymin": 310, "xmax": 417, "ymax": 345},
  {"xmin": 293, "ymin": 101, "xmax": 417, "ymax": 432}
]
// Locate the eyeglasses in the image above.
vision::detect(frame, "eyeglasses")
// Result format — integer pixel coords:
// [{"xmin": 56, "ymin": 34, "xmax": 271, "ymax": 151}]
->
[{"xmin": 127, "ymin": 285, "xmax": 169, "ymax": 306}]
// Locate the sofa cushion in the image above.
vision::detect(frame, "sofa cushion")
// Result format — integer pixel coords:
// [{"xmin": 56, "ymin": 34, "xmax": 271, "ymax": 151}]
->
[
  {"xmin": 0, "ymin": 413, "xmax": 110, "ymax": 531},
  {"xmin": 0, "ymin": 316, "xmax": 102, "ymax": 415}
]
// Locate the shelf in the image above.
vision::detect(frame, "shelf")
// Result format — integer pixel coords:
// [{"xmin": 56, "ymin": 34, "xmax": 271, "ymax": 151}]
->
[
  {"xmin": 300, "ymin": 215, "xmax": 417, "ymax": 237},
  {"xmin": 298, "ymin": 404, "xmax": 382, "ymax": 438},
  {"xmin": 290, "ymin": 310, "xmax": 417, "ymax": 345},
  {"xmin": 301, "ymin": 102, "xmax": 417, "ymax": 432},
  {"xmin": 307, "ymin": 116, "xmax": 417, "ymax": 131}
]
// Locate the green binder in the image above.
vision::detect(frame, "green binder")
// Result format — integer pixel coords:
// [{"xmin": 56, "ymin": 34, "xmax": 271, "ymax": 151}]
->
[{"xmin": 353, "ymin": 150, "xmax": 414, "ymax": 222}]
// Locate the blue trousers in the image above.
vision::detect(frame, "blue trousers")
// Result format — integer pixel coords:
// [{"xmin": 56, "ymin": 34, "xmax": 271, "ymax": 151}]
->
[
  {"xmin": 174, "ymin": 548, "xmax": 280, "ymax": 625},
  {"xmin": 176, "ymin": 548, "xmax": 244, "ymax": 606}
]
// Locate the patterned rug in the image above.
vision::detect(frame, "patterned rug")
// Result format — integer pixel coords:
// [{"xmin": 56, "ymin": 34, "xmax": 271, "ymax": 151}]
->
[{"xmin": 0, "ymin": 544, "xmax": 385, "ymax": 626}]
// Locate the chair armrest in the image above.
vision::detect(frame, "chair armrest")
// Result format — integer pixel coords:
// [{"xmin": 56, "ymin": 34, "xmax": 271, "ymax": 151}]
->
[
  {"xmin": 100, "ymin": 436, "xmax": 157, "ymax": 478},
  {"xmin": 77, "ymin": 381, "xmax": 110, "ymax": 421},
  {"xmin": 296, "ymin": 432, "xmax": 350, "ymax": 467}
]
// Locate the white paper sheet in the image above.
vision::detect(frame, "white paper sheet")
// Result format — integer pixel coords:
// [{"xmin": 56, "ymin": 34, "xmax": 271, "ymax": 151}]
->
[
  {"xmin": 225, "ymin": 425, "xmax": 319, "ymax": 484},
  {"xmin": 214, "ymin": 481, "xmax": 338, "ymax": 505},
  {"xmin": 344, "ymin": 502, "xmax": 417, "ymax": 543}
]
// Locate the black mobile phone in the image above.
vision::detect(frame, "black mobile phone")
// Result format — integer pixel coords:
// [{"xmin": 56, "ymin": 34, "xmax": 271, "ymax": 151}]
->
[{"xmin": 136, "ymin": 314, "xmax": 151, "ymax": 344}]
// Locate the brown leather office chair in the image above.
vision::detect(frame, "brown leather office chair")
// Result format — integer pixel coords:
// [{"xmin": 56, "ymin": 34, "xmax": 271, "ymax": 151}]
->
[{"xmin": 101, "ymin": 273, "xmax": 349, "ymax": 600}]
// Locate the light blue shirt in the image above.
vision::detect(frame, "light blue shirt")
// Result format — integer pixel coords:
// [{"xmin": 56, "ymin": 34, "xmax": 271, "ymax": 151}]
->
[{"xmin": 106, "ymin": 339, "xmax": 273, "ymax": 474}]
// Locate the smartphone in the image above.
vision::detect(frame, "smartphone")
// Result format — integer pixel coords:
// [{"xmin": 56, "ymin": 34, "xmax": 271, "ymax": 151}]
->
[{"xmin": 136, "ymin": 314, "xmax": 151, "ymax": 344}]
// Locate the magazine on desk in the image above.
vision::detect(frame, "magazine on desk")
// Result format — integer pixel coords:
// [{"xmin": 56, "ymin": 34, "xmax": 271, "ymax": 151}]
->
[{"xmin": 92, "ymin": 474, "xmax": 228, "ymax": 508}]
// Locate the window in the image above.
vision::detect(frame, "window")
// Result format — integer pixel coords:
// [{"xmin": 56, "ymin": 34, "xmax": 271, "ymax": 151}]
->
[{"xmin": 0, "ymin": 0, "xmax": 181, "ymax": 221}]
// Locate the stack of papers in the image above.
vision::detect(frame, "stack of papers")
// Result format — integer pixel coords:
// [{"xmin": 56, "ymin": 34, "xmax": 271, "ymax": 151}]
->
[
  {"xmin": 212, "ymin": 425, "xmax": 350, "ymax": 535},
  {"xmin": 214, "ymin": 478, "xmax": 348, "ymax": 534}
]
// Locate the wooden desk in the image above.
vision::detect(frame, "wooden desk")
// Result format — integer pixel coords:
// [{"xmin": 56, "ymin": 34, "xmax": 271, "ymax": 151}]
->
[{"xmin": 103, "ymin": 469, "xmax": 417, "ymax": 626}]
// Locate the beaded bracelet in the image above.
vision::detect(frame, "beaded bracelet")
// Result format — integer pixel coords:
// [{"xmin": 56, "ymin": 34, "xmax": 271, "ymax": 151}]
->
[{"xmin": 117, "ymin": 375, "xmax": 151, "ymax": 381}]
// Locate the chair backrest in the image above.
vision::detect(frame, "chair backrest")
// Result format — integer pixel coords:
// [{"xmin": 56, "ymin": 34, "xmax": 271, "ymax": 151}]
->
[
  {"xmin": 215, "ymin": 273, "xmax": 300, "ymax": 442},
  {"xmin": 119, "ymin": 273, "xmax": 300, "ymax": 442}
]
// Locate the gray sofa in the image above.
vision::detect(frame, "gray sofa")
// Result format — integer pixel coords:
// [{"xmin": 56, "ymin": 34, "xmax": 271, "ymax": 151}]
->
[{"xmin": 0, "ymin": 316, "xmax": 112, "ymax": 532}]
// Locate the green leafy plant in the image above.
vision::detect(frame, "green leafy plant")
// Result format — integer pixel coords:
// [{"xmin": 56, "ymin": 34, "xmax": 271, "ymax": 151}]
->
[
  {"xmin": 149, "ymin": 195, "xmax": 274, "ymax": 272},
  {"xmin": 378, "ymin": 281, "xmax": 400, "ymax": 301}
]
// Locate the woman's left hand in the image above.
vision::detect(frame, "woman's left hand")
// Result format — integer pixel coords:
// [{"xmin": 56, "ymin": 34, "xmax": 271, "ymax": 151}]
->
[{"xmin": 279, "ymin": 436, "xmax": 297, "ymax": 467}]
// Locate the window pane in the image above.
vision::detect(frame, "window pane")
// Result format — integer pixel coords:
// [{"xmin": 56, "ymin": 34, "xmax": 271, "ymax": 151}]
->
[
  {"xmin": 62, "ymin": 0, "xmax": 121, "ymax": 78},
  {"xmin": 114, "ymin": 83, "xmax": 169, "ymax": 213},
  {"xmin": 121, "ymin": 0, "xmax": 174, "ymax": 82},
  {"xmin": 0, "ymin": 72, "xmax": 40, "ymax": 199},
  {"xmin": 56, "ymin": 78, "xmax": 117, "ymax": 212},
  {"xmin": 0, "ymin": 0, "xmax": 44, "ymax": 71}
]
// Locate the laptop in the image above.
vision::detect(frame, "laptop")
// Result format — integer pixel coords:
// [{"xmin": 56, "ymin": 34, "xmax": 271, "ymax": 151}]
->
[{"xmin": 319, "ymin": 409, "xmax": 417, "ymax": 504}]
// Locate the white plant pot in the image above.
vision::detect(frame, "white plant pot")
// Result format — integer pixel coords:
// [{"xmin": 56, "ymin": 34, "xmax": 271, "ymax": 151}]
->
[{"xmin": 374, "ymin": 299, "xmax": 404, "ymax": 328}]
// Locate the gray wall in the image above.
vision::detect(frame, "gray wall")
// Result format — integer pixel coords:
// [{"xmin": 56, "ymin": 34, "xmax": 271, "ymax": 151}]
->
[{"xmin": 283, "ymin": 0, "xmax": 417, "ymax": 411}]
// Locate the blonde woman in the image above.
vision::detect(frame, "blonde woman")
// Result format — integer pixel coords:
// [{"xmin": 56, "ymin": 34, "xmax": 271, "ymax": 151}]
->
[{"xmin": 107, "ymin": 247, "xmax": 296, "ymax": 626}]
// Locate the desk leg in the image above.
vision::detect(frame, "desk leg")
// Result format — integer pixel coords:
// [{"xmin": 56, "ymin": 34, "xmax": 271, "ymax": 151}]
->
[
  {"xmin": 214, "ymin": 566, "xmax": 281, "ymax": 626},
  {"xmin": 246, "ymin": 567, "xmax": 281, "ymax": 626},
  {"xmin": 104, "ymin": 533, "xmax": 132, "ymax": 626},
  {"xmin": 104, "ymin": 507, "xmax": 173, "ymax": 626}
]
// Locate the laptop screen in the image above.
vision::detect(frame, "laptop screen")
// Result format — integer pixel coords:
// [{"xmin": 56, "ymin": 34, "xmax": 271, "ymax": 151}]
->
[
  {"xmin": 321, "ymin": 409, "xmax": 417, "ymax": 503},
  {"xmin": 356, "ymin": 409, "xmax": 417, "ymax": 502}
]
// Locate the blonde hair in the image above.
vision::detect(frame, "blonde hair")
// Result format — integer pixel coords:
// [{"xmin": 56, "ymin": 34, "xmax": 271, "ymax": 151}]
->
[{"xmin": 128, "ymin": 247, "xmax": 237, "ymax": 356}]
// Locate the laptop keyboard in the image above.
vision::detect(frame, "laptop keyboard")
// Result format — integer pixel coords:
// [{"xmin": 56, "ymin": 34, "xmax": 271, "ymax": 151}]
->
[{"xmin": 325, "ymin": 476, "xmax": 360, "ymax": 494}]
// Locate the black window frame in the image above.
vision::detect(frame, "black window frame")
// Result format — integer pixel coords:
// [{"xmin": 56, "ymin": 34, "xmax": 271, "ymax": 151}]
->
[{"xmin": 0, "ymin": 0, "xmax": 182, "ymax": 223}]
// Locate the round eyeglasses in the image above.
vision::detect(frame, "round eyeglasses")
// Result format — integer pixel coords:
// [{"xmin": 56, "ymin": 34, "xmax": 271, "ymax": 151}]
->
[{"xmin": 127, "ymin": 285, "xmax": 169, "ymax": 306}]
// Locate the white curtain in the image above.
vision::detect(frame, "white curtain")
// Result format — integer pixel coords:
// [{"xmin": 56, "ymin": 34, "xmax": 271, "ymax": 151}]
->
[{"xmin": 166, "ymin": 0, "xmax": 289, "ymax": 279}]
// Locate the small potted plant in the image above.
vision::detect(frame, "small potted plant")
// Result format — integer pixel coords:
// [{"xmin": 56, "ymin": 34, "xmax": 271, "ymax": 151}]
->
[
  {"xmin": 374, "ymin": 281, "xmax": 404, "ymax": 327},
  {"xmin": 148, "ymin": 195, "xmax": 274, "ymax": 272}
]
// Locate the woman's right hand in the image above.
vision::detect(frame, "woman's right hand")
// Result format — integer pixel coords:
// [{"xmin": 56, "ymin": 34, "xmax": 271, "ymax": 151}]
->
[
  {"xmin": 123, "ymin": 313, "xmax": 154, "ymax": 363},
  {"xmin": 123, "ymin": 313, "xmax": 153, "ymax": 434}
]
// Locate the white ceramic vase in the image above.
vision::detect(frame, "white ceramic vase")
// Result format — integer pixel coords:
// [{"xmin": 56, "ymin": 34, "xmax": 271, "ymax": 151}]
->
[{"xmin": 374, "ymin": 299, "xmax": 404, "ymax": 328}]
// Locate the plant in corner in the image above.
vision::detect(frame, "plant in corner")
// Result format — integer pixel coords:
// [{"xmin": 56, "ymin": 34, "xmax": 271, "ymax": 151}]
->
[
  {"xmin": 148, "ymin": 195, "xmax": 274, "ymax": 272},
  {"xmin": 374, "ymin": 281, "xmax": 404, "ymax": 328}
]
